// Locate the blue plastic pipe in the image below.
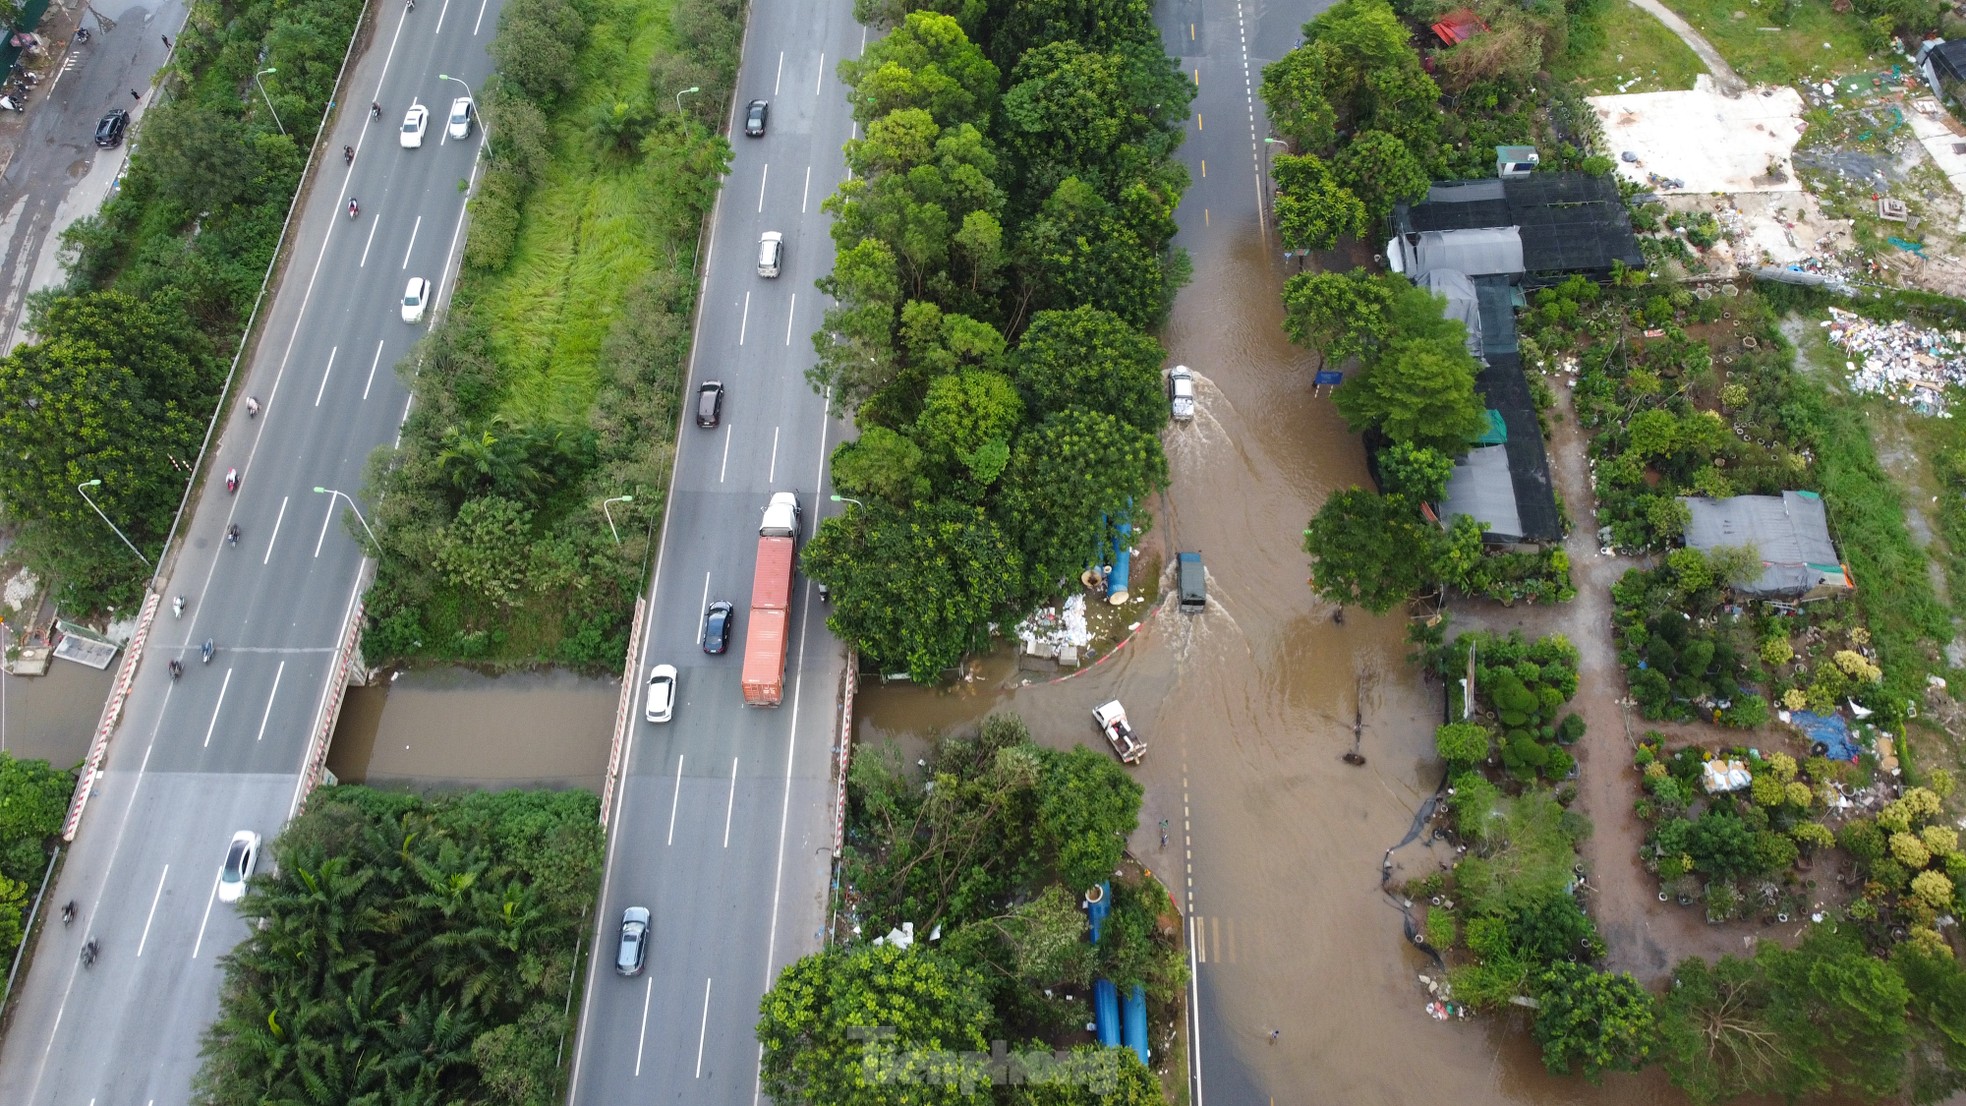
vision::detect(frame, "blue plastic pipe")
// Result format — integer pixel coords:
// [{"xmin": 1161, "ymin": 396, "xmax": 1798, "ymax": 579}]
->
[
  {"xmin": 1108, "ymin": 514, "xmax": 1132, "ymax": 604},
  {"xmin": 1094, "ymin": 978, "xmax": 1122, "ymax": 1047},
  {"xmin": 1122, "ymin": 984, "xmax": 1149, "ymax": 1064},
  {"xmin": 1088, "ymin": 882, "xmax": 1110, "ymax": 944}
]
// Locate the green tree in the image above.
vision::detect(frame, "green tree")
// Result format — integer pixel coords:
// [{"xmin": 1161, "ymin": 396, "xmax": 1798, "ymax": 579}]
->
[
  {"xmin": 1272, "ymin": 153, "xmax": 1366, "ymax": 251},
  {"xmin": 757, "ymin": 945, "xmax": 991, "ymax": 1106},
  {"xmin": 1034, "ymin": 745, "xmax": 1143, "ymax": 891},
  {"xmin": 0, "ymin": 290, "xmax": 211, "ymax": 589},
  {"xmin": 1331, "ymin": 129, "xmax": 1429, "ymax": 223},
  {"xmin": 434, "ymin": 496, "xmax": 537, "ymax": 608},
  {"xmin": 831, "ymin": 427, "xmax": 933, "ymax": 506},
  {"xmin": 915, "ymin": 369, "xmax": 1024, "ymax": 486},
  {"xmin": 1379, "ymin": 441, "xmax": 1454, "ymax": 503},
  {"xmin": 1011, "ymin": 306, "xmax": 1168, "ymax": 433},
  {"xmin": 1016, "ymin": 176, "xmax": 1184, "ymax": 330},
  {"xmin": 997, "ymin": 407, "xmax": 1167, "ymax": 600},
  {"xmin": 1000, "ymin": 41, "xmax": 1127, "ymax": 189},
  {"xmin": 1532, "ymin": 963, "xmax": 1659, "ymax": 1077},
  {"xmin": 1279, "ymin": 267, "xmax": 1402, "ymax": 367},
  {"xmin": 1763, "ymin": 927, "xmax": 1912, "ymax": 1099},
  {"xmin": 1659, "ymin": 954, "xmax": 1808, "ymax": 1105},
  {"xmin": 489, "ymin": 0, "xmax": 587, "ymax": 105},
  {"xmin": 992, "ymin": 0, "xmax": 1154, "ymax": 66},
  {"xmin": 1302, "ymin": 488, "xmax": 1444, "ymax": 612},
  {"xmin": 1894, "ymin": 942, "xmax": 1966, "ymax": 1104},
  {"xmin": 843, "ymin": 10, "xmax": 1001, "ymax": 127},
  {"xmin": 1332, "ymin": 339, "xmax": 1486, "ymax": 454},
  {"xmin": 802, "ymin": 499, "xmax": 1021, "ymax": 680},
  {"xmin": 1260, "ymin": 46, "xmax": 1337, "ymax": 152},
  {"xmin": 811, "ymin": 239, "xmax": 905, "ymax": 409},
  {"xmin": 1435, "ymin": 720, "xmax": 1490, "ymax": 765}
]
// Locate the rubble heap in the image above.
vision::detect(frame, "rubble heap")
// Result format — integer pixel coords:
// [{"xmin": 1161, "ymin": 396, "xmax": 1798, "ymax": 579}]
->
[{"xmin": 1825, "ymin": 307, "xmax": 1966, "ymax": 414}]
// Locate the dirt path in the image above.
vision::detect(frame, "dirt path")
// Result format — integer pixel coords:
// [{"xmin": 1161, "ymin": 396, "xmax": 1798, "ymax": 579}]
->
[
  {"xmin": 1453, "ymin": 379, "xmax": 1774, "ymax": 980},
  {"xmin": 1624, "ymin": 0, "xmax": 1748, "ymax": 95}
]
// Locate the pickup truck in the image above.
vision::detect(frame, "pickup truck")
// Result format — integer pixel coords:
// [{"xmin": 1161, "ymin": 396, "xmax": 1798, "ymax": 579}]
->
[{"xmin": 1092, "ymin": 700, "xmax": 1147, "ymax": 764}]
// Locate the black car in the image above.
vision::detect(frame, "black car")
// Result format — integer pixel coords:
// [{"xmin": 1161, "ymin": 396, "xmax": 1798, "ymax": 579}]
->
[
  {"xmin": 94, "ymin": 109, "xmax": 129, "ymax": 148},
  {"xmin": 702, "ymin": 600, "xmax": 734, "ymax": 655},
  {"xmin": 744, "ymin": 99, "xmax": 769, "ymax": 137},
  {"xmin": 696, "ymin": 380, "xmax": 724, "ymax": 428}
]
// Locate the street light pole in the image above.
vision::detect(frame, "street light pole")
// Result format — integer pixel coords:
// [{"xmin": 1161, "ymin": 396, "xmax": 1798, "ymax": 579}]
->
[
  {"xmin": 674, "ymin": 85, "xmax": 700, "ymax": 116},
  {"xmin": 601, "ymin": 495, "xmax": 633, "ymax": 545},
  {"xmin": 254, "ymin": 68, "xmax": 287, "ymax": 136},
  {"xmin": 312, "ymin": 486, "xmax": 380, "ymax": 548},
  {"xmin": 77, "ymin": 480, "xmax": 151, "ymax": 567},
  {"xmin": 436, "ymin": 73, "xmax": 485, "ymax": 146},
  {"xmin": 829, "ymin": 494, "xmax": 864, "ymax": 509}
]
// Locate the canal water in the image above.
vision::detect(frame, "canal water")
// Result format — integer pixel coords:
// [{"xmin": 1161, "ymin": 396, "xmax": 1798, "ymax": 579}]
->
[{"xmin": 329, "ymin": 668, "xmax": 617, "ymax": 790}]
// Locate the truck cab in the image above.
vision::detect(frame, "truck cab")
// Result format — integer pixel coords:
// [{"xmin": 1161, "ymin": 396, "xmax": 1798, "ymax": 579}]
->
[
  {"xmin": 1177, "ymin": 551, "xmax": 1206, "ymax": 613},
  {"xmin": 760, "ymin": 491, "xmax": 801, "ymax": 537}
]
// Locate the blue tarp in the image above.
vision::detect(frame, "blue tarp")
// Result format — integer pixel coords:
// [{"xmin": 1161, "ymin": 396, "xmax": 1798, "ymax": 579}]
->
[{"xmin": 1791, "ymin": 710, "xmax": 1859, "ymax": 761}]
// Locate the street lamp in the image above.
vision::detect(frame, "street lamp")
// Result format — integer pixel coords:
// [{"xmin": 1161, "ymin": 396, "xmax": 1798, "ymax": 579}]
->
[
  {"xmin": 253, "ymin": 68, "xmax": 287, "ymax": 136},
  {"xmin": 600, "ymin": 495, "xmax": 633, "ymax": 545},
  {"xmin": 77, "ymin": 480, "xmax": 151, "ymax": 567},
  {"xmin": 312, "ymin": 486, "xmax": 379, "ymax": 548},
  {"xmin": 437, "ymin": 73, "xmax": 485, "ymax": 145},
  {"xmin": 674, "ymin": 85, "xmax": 700, "ymax": 116},
  {"xmin": 829, "ymin": 494, "xmax": 863, "ymax": 509}
]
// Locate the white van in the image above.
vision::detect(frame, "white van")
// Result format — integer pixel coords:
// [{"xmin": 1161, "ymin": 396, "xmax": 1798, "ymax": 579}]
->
[{"xmin": 757, "ymin": 231, "xmax": 783, "ymax": 278}]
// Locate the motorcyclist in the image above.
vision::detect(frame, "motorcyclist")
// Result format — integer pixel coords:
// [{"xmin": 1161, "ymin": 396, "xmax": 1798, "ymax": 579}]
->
[
  {"xmin": 169, "ymin": 659, "xmax": 183, "ymax": 681},
  {"xmin": 246, "ymin": 396, "xmax": 260, "ymax": 417},
  {"xmin": 343, "ymin": 144, "xmax": 354, "ymax": 165},
  {"xmin": 225, "ymin": 467, "xmax": 238, "ymax": 493},
  {"xmin": 172, "ymin": 594, "xmax": 185, "ymax": 618},
  {"xmin": 201, "ymin": 640, "xmax": 214, "ymax": 664},
  {"xmin": 371, "ymin": 101, "xmax": 381, "ymax": 119},
  {"xmin": 348, "ymin": 198, "xmax": 359, "ymax": 219},
  {"xmin": 227, "ymin": 523, "xmax": 240, "ymax": 545},
  {"xmin": 61, "ymin": 900, "xmax": 75, "ymax": 925}
]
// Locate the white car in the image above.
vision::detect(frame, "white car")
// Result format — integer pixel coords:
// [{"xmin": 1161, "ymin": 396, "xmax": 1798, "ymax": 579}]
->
[
  {"xmin": 757, "ymin": 231, "xmax": 783, "ymax": 278},
  {"xmin": 400, "ymin": 103, "xmax": 429, "ymax": 148},
  {"xmin": 447, "ymin": 96, "xmax": 473, "ymax": 140},
  {"xmin": 218, "ymin": 829, "xmax": 260, "ymax": 904},
  {"xmin": 1167, "ymin": 365, "xmax": 1195, "ymax": 422},
  {"xmin": 644, "ymin": 663, "xmax": 677, "ymax": 723},
  {"xmin": 402, "ymin": 277, "xmax": 430, "ymax": 323}
]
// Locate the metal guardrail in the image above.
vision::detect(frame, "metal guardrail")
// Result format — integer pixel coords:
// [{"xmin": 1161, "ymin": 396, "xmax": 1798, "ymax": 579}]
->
[
  {"xmin": 831, "ymin": 650, "xmax": 856, "ymax": 857},
  {"xmin": 295, "ymin": 597, "xmax": 365, "ymax": 810},
  {"xmin": 60, "ymin": 591, "xmax": 158, "ymax": 841},
  {"xmin": 599, "ymin": 596, "xmax": 647, "ymax": 827}
]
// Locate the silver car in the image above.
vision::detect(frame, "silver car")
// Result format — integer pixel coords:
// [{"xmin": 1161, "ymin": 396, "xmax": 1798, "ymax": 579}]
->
[{"xmin": 615, "ymin": 906, "xmax": 650, "ymax": 976}]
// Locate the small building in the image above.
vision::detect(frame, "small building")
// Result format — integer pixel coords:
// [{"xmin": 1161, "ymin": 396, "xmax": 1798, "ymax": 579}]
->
[
  {"xmin": 1496, "ymin": 145, "xmax": 1539, "ymax": 179},
  {"xmin": 1431, "ymin": 7, "xmax": 1489, "ymax": 45},
  {"xmin": 1917, "ymin": 39, "xmax": 1966, "ymax": 110},
  {"xmin": 1678, "ymin": 491, "xmax": 1855, "ymax": 601},
  {"xmin": 1388, "ymin": 173, "xmax": 1644, "ymax": 286}
]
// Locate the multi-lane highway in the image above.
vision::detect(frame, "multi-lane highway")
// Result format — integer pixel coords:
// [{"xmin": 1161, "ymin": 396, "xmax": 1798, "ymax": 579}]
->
[
  {"xmin": 562, "ymin": 4, "xmax": 863, "ymax": 1103},
  {"xmin": 0, "ymin": 5, "xmax": 506, "ymax": 1102}
]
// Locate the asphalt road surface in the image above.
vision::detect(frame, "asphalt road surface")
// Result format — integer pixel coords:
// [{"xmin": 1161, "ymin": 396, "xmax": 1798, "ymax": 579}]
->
[
  {"xmin": 561, "ymin": 5, "xmax": 860, "ymax": 1104},
  {"xmin": 0, "ymin": 5, "xmax": 506, "ymax": 1102},
  {"xmin": 0, "ymin": 0, "xmax": 186, "ymax": 352},
  {"xmin": 1155, "ymin": 0, "xmax": 1336, "ymax": 1102}
]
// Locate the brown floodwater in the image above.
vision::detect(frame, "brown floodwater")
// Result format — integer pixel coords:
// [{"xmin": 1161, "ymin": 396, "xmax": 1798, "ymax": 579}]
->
[
  {"xmin": 851, "ymin": 216, "xmax": 1704, "ymax": 1105},
  {"xmin": 329, "ymin": 668, "xmax": 616, "ymax": 790},
  {"xmin": 0, "ymin": 659, "xmax": 113, "ymax": 768}
]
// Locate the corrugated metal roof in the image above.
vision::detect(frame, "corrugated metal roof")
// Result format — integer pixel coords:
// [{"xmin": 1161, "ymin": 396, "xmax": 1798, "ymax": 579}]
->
[
  {"xmin": 1680, "ymin": 491, "xmax": 1851, "ymax": 596},
  {"xmin": 1393, "ymin": 227, "xmax": 1525, "ymax": 278},
  {"xmin": 1442, "ymin": 446, "xmax": 1523, "ymax": 542},
  {"xmin": 1417, "ymin": 268, "xmax": 1484, "ymax": 358}
]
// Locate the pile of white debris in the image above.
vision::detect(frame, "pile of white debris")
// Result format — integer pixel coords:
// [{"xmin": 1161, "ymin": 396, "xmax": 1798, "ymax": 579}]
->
[
  {"xmin": 1017, "ymin": 593, "xmax": 1091, "ymax": 666},
  {"xmin": 1825, "ymin": 307, "xmax": 1966, "ymax": 413}
]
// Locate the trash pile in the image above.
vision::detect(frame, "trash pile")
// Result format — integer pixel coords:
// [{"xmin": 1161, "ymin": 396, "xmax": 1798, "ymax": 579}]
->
[
  {"xmin": 1825, "ymin": 308, "xmax": 1966, "ymax": 413},
  {"xmin": 1017, "ymin": 593, "xmax": 1091, "ymax": 664}
]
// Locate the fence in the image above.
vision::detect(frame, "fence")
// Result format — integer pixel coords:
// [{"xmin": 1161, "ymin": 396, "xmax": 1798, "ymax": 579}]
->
[
  {"xmin": 831, "ymin": 650, "xmax": 856, "ymax": 857},
  {"xmin": 61, "ymin": 590, "xmax": 158, "ymax": 841},
  {"xmin": 599, "ymin": 595, "xmax": 648, "ymax": 827}
]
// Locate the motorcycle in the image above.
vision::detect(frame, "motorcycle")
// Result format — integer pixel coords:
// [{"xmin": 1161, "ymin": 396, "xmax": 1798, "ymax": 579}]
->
[
  {"xmin": 343, "ymin": 145, "xmax": 353, "ymax": 165},
  {"xmin": 168, "ymin": 659, "xmax": 182, "ymax": 681},
  {"xmin": 246, "ymin": 396, "xmax": 260, "ymax": 418},
  {"xmin": 201, "ymin": 640, "xmax": 214, "ymax": 665},
  {"xmin": 73, "ymin": 27, "xmax": 89, "ymax": 42},
  {"xmin": 0, "ymin": 96, "xmax": 22, "ymax": 113},
  {"xmin": 172, "ymin": 594, "xmax": 185, "ymax": 619},
  {"xmin": 347, "ymin": 198, "xmax": 359, "ymax": 220},
  {"xmin": 225, "ymin": 467, "xmax": 238, "ymax": 493},
  {"xmin": 226, "ymin": 523, "xmax": 240, "ymax": 546}
]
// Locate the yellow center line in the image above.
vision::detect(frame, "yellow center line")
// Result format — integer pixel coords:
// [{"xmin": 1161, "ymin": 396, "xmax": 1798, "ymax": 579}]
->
[
  {"xmin": 1204, "ymin": 208, "xmax": 1210, "ymax": 226},
  {"xmin": 1193, "ymin": 68, "xmax": 1200, "ymax": 86},
  {"xmin": 1200, "ymin": 160, "xmax": 1207, "ymax": 178},
  {"xmin": 1196, "ymin": 113, "xmax": 1203, "ymax": 131}
]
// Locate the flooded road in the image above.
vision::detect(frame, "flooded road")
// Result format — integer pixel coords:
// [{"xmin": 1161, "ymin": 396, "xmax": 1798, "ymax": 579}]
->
[
  {"xmin": 849, "ymin": 0, "xmax": 1686, "ymax": 1101},
  {"xmin": 329, "ymin": 668, "xmax": 616, "ymax": 790}
]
